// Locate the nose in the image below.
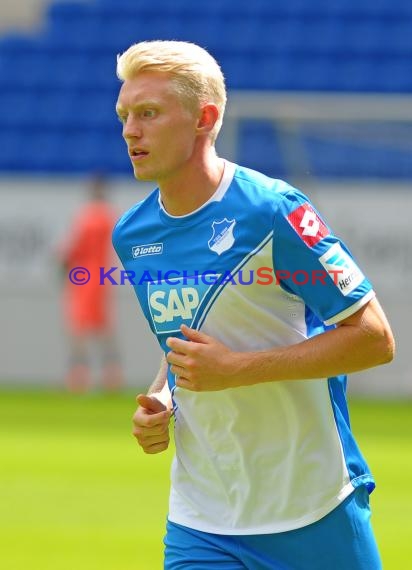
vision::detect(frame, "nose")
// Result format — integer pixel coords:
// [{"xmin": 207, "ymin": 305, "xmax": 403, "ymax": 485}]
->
[{"xmin": 123, "ymin": 115, "xmax": 143, "ymax": 140}]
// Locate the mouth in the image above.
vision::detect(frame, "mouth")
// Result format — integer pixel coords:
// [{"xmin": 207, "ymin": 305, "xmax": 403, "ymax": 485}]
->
[{"xmin": 129, "ymin": 148, "xmax": 149, "ymax": 161}]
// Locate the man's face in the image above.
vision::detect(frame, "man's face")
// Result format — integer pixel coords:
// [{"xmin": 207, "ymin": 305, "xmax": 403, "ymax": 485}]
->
[{"xmin": 116, "ymin": 72, "xmax": 199, "ymax": 182}]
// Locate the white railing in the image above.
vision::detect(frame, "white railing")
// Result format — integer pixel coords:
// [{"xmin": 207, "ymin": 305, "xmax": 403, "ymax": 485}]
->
[{"xmin": 218, "ymin": 92, "xmax": 412, "ymax": 182}]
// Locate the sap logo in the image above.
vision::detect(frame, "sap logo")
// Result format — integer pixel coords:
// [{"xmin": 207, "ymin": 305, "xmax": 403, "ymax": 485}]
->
[
  {"xmin": 132, "ymin": 242, "xmax": 163, "ymax": 258},
  {"xmin": 149, "ymin": 287, "xmax": 199, "ymax": 327},
  {"xmin": 319, "ymin": 243, "xmax": 364, "ymax": 296},
  {"xmin": 147, "ymin": 277, "xmax": 212, "ymax": 334}
]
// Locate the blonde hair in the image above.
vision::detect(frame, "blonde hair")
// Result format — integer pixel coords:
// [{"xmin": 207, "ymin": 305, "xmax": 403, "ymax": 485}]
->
[{"xmin": 117, "ymin": 40, "xmax": 227, "ymax": 143}]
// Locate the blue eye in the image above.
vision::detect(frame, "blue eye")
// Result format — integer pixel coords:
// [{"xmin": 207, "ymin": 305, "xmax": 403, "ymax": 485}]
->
[{"xmin": 142, "ymin": 109, "xmax": 156, "ymax": 118}]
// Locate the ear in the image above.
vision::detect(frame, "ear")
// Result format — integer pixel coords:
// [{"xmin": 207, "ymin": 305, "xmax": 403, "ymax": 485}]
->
[{"xmin": 196, "ymin": 103, "xmax": 219, "ymax": 136}]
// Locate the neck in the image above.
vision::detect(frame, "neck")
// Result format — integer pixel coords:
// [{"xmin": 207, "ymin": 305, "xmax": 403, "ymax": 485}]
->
[{"xmin": 159, "ymin": 150, "xmax": 225, "ymax": 216}]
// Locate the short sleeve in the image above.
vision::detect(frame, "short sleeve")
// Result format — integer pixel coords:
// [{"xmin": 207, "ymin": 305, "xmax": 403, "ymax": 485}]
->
[{"xmin": 272, "ymin": 187, "xmax": 374, "ymax": 325}]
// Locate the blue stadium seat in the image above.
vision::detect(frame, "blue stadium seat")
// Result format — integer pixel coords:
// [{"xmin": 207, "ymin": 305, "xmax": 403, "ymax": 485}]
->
[
  {"xmin": 324, "ymin": 0, "xmax": 402, "ymax": 17},
  {"xmin": 2, "ymin": 52, "xmax": 51, "ymax": 89},
  {"xmin": 280, "ymin": 18, "xmax": 343, "ymax": 57},
  {"xmin": 383, "ymin": 21, "xmax": 412, "ymax": 56},
  {"xmin": 0, "ymin": 92, "xmax": 34, "ymax": 127},
  {"xmin": 237, "ymin": 120, "xmax": 287, "ymax": 178},
  {"xmin": 67, "ymin": 88, "xmax": 120, "ymax": 129},
  {"xmin": 98, "ymin": 0, "xmax": 185, "ymax": 17},
  {"xmin": 98, "ymin": 16, "xmax": 146, "ymax": 52},
  {"xmin": 46, "ymin": 1, "xmax": 92, "ymax": 29},
  {"xmin": 0, "ymin": 129, "xmax": 23, "ymax": 171},
  {"xmin": 103, "ymin": 133, "xmax": 132, "ymax": 174},
  {"xmin": 0, "ymin": 0, "xmax": 411, "ymax": 176},
  {"xmin": 302, "ymin": 122, "xmax": 412, "ymax": 179},
  {"xmin": 0, "ymin": 130, "xmax": 62, "ymax": 173},
  {"xmin": 44, "ymin": 18, "xmax": 102, "ymax": 53},
  {"xmin": 91, "ymin": 55, "xmax": 120, "ymax": 89},
  {"xmin": 375, "ymin": 59, "xmax": 412, "ymax": 92},
  {"xmin": 220, "ymin": 54, "xmax": 259, "ymax": 90}
]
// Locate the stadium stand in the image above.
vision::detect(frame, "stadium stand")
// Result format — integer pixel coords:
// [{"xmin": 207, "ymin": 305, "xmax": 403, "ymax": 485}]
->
[{"xmin": 0, "ymin": 0, "xmax": 411, "ymax": 177}]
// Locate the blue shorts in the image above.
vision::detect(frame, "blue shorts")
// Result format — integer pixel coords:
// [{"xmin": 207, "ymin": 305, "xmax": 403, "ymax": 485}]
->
[{"xmin": 164, "ymin": 486, "xmax": 382, "ymax": 569}]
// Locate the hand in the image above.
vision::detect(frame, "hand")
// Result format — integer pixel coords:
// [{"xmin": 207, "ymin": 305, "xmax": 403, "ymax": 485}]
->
[
  {"xmin": 166, "ymin": 324, "xmax": 245, "ymax": 392},
  {"xmin": 132, "ymin": 394, "xmax": 171, "ymax": 454}
]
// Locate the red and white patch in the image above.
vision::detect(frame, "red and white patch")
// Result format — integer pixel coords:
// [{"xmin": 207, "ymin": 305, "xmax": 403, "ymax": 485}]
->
[{"xmin": 287, "ymin": 203, "xmax": 329, "ymax": 247}]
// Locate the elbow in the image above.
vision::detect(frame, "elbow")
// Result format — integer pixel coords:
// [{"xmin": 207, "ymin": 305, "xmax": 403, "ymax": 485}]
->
[
  {"xmin": 359, "ymin": 321, "xmax": 396, "ymax": 368},
  {"xmin": 348, "ymin": 298, "xmax": 396, "ymax": 368},
  {"xmin": 375, "ymin": 328, "xmax": 396, "ymax": 365}
]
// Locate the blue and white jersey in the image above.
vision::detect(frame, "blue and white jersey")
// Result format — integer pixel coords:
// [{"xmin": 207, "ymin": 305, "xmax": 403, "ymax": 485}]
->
[{"xmin": 113, "ymin": 161, "xmax": 375, "ymax": 535}]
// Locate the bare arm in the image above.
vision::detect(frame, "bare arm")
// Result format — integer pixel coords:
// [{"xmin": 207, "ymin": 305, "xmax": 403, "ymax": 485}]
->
[
  {"xmin": 233, "ymin": 296, "xmax": 394, "ymax": 384},
  {"xmin": 147, "ymin": 354, "xmax": 172, "ymax": 409},
  {"xmin": 166, "ymin": 297, "xmax": 395, "ymax": 391}
]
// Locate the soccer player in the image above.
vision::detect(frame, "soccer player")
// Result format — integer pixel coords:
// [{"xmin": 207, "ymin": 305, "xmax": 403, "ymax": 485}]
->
[
  {"xmin": 112, "ymin": 41, "xmax": 394, "ymax": 569},
  {"xmin": 58, "ymin": 174, "xmax": 123, "ymax": 392}
]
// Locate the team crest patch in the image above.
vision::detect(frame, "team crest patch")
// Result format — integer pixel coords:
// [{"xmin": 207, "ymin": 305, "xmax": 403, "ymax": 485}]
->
[{"xmin": 208, "ymin": 218, "xmax": 236, "ymax": 255}]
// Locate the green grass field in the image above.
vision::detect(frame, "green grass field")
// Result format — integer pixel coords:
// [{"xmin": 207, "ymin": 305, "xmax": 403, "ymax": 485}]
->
[{"xmin": 0, "ymin": 390, "xmax": 411, "ymax": 569}]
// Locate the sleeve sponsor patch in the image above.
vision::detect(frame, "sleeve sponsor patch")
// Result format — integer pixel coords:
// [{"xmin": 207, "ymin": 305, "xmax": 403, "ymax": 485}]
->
[
  {"xmin": 287, "ymin": 203, "xmax": 329, "ymax": 247},
  {"xmin": 319, "ymin": 242, "xmax": 365, "ymax": 296}
]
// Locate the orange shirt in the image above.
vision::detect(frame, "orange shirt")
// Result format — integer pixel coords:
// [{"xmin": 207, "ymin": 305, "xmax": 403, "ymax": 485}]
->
[{"xmin": 61, "ymin": 201, "xmax": 118, "ymax": 333}]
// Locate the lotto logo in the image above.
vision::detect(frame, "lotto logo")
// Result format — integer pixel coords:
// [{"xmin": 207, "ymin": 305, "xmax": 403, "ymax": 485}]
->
[
  {"xmin": 132, "ymin": 243, "xmax": 163, "ymax": 258},
  {"xmin": 287, "ymin": 203, "xmax": 329, "ymax": 247}
]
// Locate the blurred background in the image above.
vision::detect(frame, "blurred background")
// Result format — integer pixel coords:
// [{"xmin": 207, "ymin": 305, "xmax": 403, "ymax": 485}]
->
[
  {"xmin": 0, "ymin": 0, "xmax": 411, "ymax": 568},
  {"xmin": 0, "ymin": 0, "xmax": 410, "ymax": 393}
]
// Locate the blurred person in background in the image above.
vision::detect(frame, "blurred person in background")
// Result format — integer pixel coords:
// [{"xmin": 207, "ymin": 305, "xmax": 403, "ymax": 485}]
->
[
  {"xmin": 113, "ymin": 40, "xmax": 394, "ymax": 569},
  {"xmin": 57, "ymin": 174, "xmax": 123, "ymax": 393}
]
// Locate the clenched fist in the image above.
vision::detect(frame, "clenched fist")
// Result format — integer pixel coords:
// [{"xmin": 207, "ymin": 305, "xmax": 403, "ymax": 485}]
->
[{"xmin": 132, "ymin": 394, "xmax": 172, "ymax": 454}]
